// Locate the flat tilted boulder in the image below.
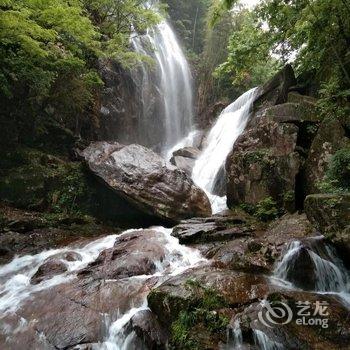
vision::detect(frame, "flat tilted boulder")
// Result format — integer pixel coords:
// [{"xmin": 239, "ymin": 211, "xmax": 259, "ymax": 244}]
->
[{"xmin": 81, "ymin": 142, "xmax": 211, "ymax": 223}]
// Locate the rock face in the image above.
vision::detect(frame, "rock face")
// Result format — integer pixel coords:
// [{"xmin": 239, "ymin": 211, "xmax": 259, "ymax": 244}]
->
[
  {"xmin": 78, "ymin": 229, "xmax": 168, "ymax": 280},
  {"xmin": 188, "ymin": 212, "xmax": 316, "ymax": 275},
  {"xmin": 81, "ymin": 142, "xmax": 211, "ymax": 224},
  {"xmin": 304, "ymin": 117, "xmax": 350, "ymax": 194},
  {"xmin": 229, "ymin": 291, "xmax": 350, "ymax": 350},
  {"xmin": 226, "ymin": 117, "xmax": 300, "ymax": 211},
  {"xmin": 226, "ymin": 66, "xmax": 325, "ymax": 213},
  {"xmin": 148, "ymin": 266, "xmax": 270, "ymax": 328},
  {"xmin": 30, "ymin": 258, "xmax": 68, "ymax": 285},
  {"xmin": 170, "ymin": 147, "xmax": 201, "ymax": 176},
  {"xmin": 305, "ymin": 194, "xmax": 350, "ymax": 262},
  {"xmin": 129, "ymin": 310, "xmax": 169, "ymax": 350},
  {"xmin": 253, "ymin": 64, "xmax": 297, "ymax": 112}
]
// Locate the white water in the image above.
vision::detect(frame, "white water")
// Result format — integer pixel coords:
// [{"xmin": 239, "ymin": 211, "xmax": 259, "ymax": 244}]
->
[
  {"xmin": 191, "ymin": 88, "xmax": 258, "ymax": 213},
  {"xmin": 0, "ymin": 233, "xmax": 118, "ymax": 314},
  {"xmin": 272, "ymin": 239, "xmax": 350, "ymax": 306},
  {"xmin": 0, "ymin": 227, "xmax": 206, "ymax": 349},
  {"xmin": 253, "ymin": 330, "xmax": 284, "ymax": 350},
  {"xmin": 99, "ymin": 227, "xmax": 206, "ymax": 349},
  {"xmin": 132, "ymin": 18, "xmax": 194, "ymax": 153}
]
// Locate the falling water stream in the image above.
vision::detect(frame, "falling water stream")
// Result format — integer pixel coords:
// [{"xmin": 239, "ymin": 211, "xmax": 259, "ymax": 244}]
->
[
  {"xmin": 131, "ymin": 18, "xmax": 194, "ymax": 153},
  {"xmin": 191, "ymin": 88, "xmax": 258, "ymax": 213},
  {"xmin": 272, "ymin": 238, "xmax": 350, "ymax": 306}
]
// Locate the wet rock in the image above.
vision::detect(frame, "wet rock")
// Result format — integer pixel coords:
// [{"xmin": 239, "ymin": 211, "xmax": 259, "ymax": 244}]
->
[
  {"xmin": 212, "ymin": 164, "xmax": 226, "ymax": 196},
  {"xmin": 263, "ymin": 102, "xmax": 319, "ymax": 123},
  {"xmin": 170, "ymin": 156, "xmax": 195, "ymax": 176},
  {"xmin": 253, "ymin": 65, "xmax": 297, "ymax": 112},
  {"xmin": 31, "ymin": 258, "xmax": 68, "ymax": 285},
  {"xmin": 304, "ymin": 117, "xmax": 350, "ymax": 194},
  {"xmin": 230, "ymin": 291, "xmax": 350, "ymax": 350},
  {"xmin": 199, "ymin": 213, "xmax": 316, "ymax": 275},
  {"xmin": 0, "ymin": 224, "xmax": 112, "ymax": 265},
  {"xmin": 148, "ymin": 266, "xmax": 270, "ymax": 328},
  {"xmin": 129, "ymin": 310, "xmax": 168, "ymax": 349},
  {"xmin": 282, "ymin": 245, "xmax": 317, "ymax": 290},
  {"xmin": 305, "ymin": 194, "xmax": 350, "ymax": 263},
  {"xmin": 49, "ymin": 251, "xmax": 82, "ymax": 262},
  {"xmin": 2, "ymin": 277, "xmax": 157, "ymax": 350},
  {"xmin": 172, "ymin": 214, "xmax": 252, "ymax": 244},
  {"xmin": 78, "ymin": 229, "xmax": 168, "ymax": 280},
  {"xmin": 81, "ymin": 142, "xmax": 211, "ymax": 224},
  {"xmin": 226, "ymin": 117, "xmax": 300, "ymax": 211},
  {"xmin": 172, "ymin": 147, "xmax": 200, "ymax": 159}
]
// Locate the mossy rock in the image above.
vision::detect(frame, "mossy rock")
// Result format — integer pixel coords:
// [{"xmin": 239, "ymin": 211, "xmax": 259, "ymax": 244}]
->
[
  {"xmin": 305, "ymin": 193, "xmax": 350, "ymax": 265},
  {"xmin": 264, "ymin": 102, "xmax": 320, "ymax": 123},
  {"xmin": 0, "ymin": 148, "xmax": 92, "ymax": 214}
]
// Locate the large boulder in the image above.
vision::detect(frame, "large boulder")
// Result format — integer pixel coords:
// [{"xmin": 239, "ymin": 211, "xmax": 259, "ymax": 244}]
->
[
  {"xmin": 226, "ymin": 118, "xmax": 300, "ymax": 211},
  {"xmin": 78, "ymin": 229, "xmax": 169, "ymax": 280},
  {"xmin": 148, "ymin": 266, "xmax": 270, "ymax": 328},
  {"xmin": 263, "ymin": 102, "xmax": 319, "ymax": 123},
  {"xmin": 170, "ymin": 147, "xmax": 201, "ymax": 176},
  {"xmin": 304, "ymin": 117, "xmax": 350, "ymax": 194},
  {"xmin": 30, "ymin": 258, "xmax": 68, "ymax": 285},
  {"xmin": 128, "ymin": 310, "xmax": 169, "ymax": 350},
  {"xmin": 192, "ymin": 213, "xmax": 316, "ymax": 275},
  {"xmin": 172, "ymin": 212, "xmax": 251, "ymax": 244},
  {"xmin": 81, "ymin": 142, "xmax": 211, "ymax": 224},
  {"xmin": 1, "ymin": 278, "xmax": 156, "ymax": 349},
  {"xmin": 253, "ymin": 64, "xmax": 297, "ymax": 112},
  {"xmin": 229, "ymin": 291, "xmax": 350, "ymax": 349},
  {"xmin": 305, "ymin": 194, "xmax": 350, "ymax": 262}
]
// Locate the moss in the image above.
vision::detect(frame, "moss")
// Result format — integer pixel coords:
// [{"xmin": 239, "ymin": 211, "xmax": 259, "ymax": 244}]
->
[
  {"xmin": 244, "ymin": 149, "xmax": 270, "ymax": 166},
  {"xmin": 170, "ymin": 280, "xmax": 230, "ymax": 349},
  {"xmin": 0, "ymin": 147, "xmax": 93, "ymax": 215},
  {"xmin": 255, "ymin": 197, "xmax": 279, "ymax": 221},
  {"xmin": 239, "ymin": 197, "xmax": 280, "ymax": 222}
]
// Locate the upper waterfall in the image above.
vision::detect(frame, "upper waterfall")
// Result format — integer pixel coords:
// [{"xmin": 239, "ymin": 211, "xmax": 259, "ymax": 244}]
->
[{"xmin": 131, "ymin": 19, "xmax": 194, "ymax": 154}]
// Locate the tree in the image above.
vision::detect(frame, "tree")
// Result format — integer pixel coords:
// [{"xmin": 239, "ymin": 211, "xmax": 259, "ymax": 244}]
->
[
  {"xmin": 0, "ymin": 0, "xmax": 159, "ymax": 144},
  {"xmin": 214, "ymin": 9, "xmax": 281, "ymax": 91}
]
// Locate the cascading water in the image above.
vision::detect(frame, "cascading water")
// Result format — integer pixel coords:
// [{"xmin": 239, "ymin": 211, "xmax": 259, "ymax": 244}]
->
[
  {"xmin": 0, "ymin": 226, "xmax": 206, "ymax": 349},
  {"xmin": 191, "ymin": 88, "xmax": 258, "ymax": 213},
  {"xmin": 272, "ymin": 238, "xmax": 350, "ymax": 306},
  {"xmin": 99, "ymin": 227, "xmax": 206, "ymax": 349},
  {"xmin": 131, "ymin": 17, "xmax": 194, "ymax": 153},
  {"xmin": 253, "ymin": 330, "xmax": 284, "ymax": 350}
]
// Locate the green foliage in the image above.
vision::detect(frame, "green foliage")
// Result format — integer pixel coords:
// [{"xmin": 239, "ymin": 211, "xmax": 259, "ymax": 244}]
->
[
  {"xmin": 164, "ymin": 0, "xmax": 210, "ymax": 55},
  {"xmin": 214, "ymin": 10, "xmax": 281, "ymax": 92},
  {"xmin": 240, "ymin": 197, "xmax": 279, "ymax": 222},
  {"xmin": 0, "ymin": 0, "xmax": 159, "ymax": 144},
  {"xmin": 0, "ymin": 148, "xmax": 92, "ymax": 215},
  {"xmin": 213, "ymin": 0, "xmax": 350, "ymax": 116},
  {"xmin": 255, "ymin": 197, "xmax": 279, "ymax": 222},
  {"xmin": 47, "ymin": 162, "xmax": 92, "ymax": 215},
  {"xmin": 318, "ymin": 147, "xmax": 350, "ymax": 193}
]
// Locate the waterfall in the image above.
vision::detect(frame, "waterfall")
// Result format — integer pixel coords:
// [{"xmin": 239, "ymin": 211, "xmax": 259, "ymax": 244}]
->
[
  {"xmin": 99, "ymin": 227, "xmax": 206, "ymax": 349},
  {"xmin": 253, "ymin": 330, "xmax": 284, "ymax": 350},
  {"xmin": 191, "ymin": 88, "xmax": 258, "ymax": 213},
  {"xmin": 131, "ymin": 19, "xmax": 194, "ymax": 153},
  {"xmin": 272, "ymin": 239, "xmax": 350, "ymax": 306}
]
